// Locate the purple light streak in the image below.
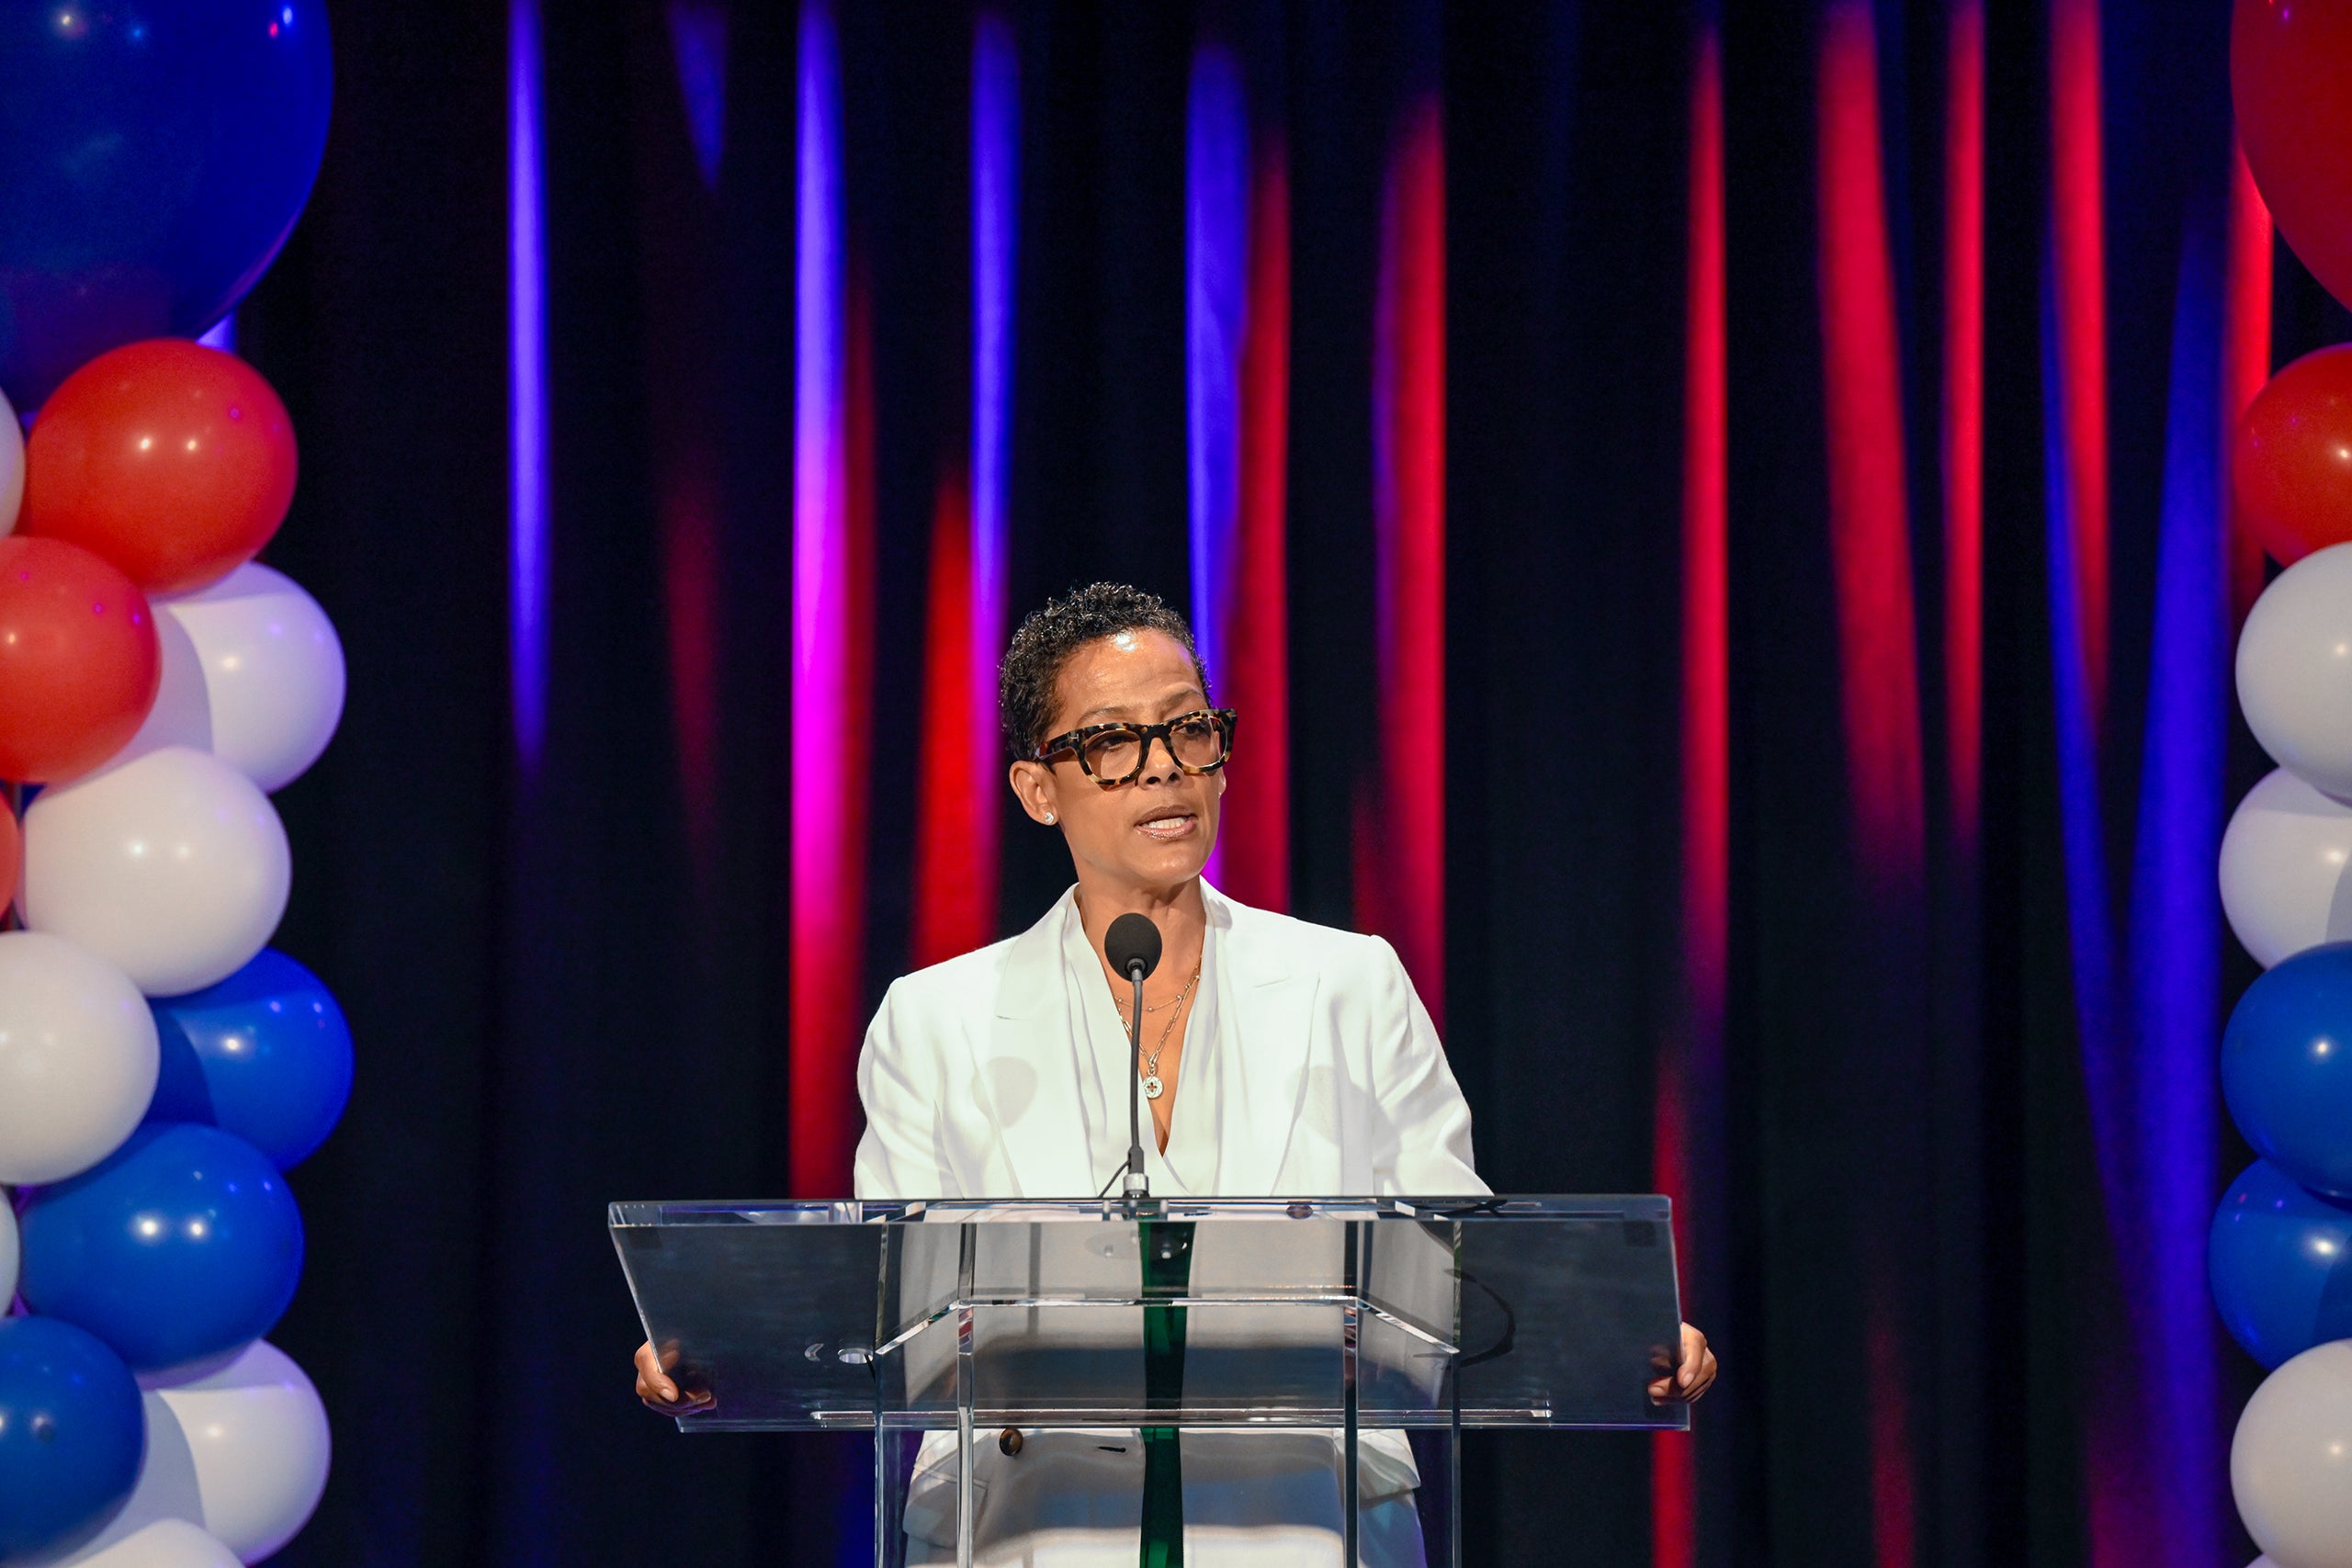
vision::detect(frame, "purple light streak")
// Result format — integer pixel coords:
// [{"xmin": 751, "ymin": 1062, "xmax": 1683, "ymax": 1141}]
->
[
  {"xmin": 509, "ymin": 0, "xmax": 548, "ymax": 773},
  {"xmin": 2122, "ymin": 211, "xmax": 2229, "ymax": 1564},
  {"xmin": 666, "ymin": 2, "xmax": 728, "ymax": 189},
  {"xmin": 970, "ymin": 10, "xmax": 1016, "ymax": 775},
  {"xmin": 1186, "ymin": 41, "xmax": 1246, "ymax": 688},
  {"xmin": 793, "ymin": 0, "xmax": 843, "ymax": 763},
  {"xmin": 2044, "ymin": 203, "xmax": 2234, "ymax": 1566},
  {"xmin": 1186, "ymin": 41, "xmax": 1246, "ymax": 888}
]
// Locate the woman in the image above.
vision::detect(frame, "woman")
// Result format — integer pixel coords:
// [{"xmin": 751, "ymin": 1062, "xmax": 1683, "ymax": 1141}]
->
[{"xmin": 637, "ymin": 582, "xmax": 1717, "ymax": 1562}]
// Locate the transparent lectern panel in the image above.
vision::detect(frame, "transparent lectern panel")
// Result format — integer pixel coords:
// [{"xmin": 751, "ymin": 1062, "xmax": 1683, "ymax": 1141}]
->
[
  {"xmin": 1442, "ymin": 1198, "xmax": 1687, "ymax": 1430},
  {"xmin": 611, "ymin": 1196, "xmax": 1686, "ymax": 1433},
  {"xmin": 611, "ymin": 1200, "xmax": 892, "ymax": 1430}
]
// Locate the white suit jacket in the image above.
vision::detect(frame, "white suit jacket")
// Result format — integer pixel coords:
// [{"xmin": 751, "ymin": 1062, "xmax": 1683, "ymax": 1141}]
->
[
  {"xmin": 853, "ymin": 882, "xmax": 1483, "ymax": 1201},
  {"xmin": 852, "ymin": 883, "xmax": 1487, "ymax": 1564}
]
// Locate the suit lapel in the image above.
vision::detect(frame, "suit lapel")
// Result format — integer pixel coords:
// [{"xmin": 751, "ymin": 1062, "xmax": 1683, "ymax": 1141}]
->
[
  {"xmin": 1204, "ymin": 883, "xmax": 1318, "ymax": 1195},
  {"xmin": 978, "ymin": 889, "xmax": 1107, "ymax": 1198}
]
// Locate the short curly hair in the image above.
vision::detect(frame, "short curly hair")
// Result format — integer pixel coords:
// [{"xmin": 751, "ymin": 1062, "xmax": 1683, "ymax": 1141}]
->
[{"xmin": 999, "ymin": 582, "xmax": 1211, "ymax": 758}]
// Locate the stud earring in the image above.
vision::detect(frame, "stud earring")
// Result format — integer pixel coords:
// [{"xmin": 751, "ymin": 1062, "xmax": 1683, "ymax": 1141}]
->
[{"xmin": 1043, "ymin": 812, "xmax": 1057, "ymax": 825}]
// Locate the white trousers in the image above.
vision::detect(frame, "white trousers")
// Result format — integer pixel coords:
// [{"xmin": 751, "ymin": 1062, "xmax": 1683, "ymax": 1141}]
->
[{"xmin": 899, "ymin": 1428, "xmax": 1429, "ymax": 1568}]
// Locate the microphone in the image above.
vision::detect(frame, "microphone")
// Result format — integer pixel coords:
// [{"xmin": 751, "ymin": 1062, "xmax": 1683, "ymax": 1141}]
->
[{"xmin": 1103, "ymin": 914, "xmax": 1161, "ymax": 1201}]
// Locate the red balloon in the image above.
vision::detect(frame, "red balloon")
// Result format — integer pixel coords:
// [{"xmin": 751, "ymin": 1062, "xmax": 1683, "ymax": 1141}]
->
[
  {"xmin": 0, "ymin": 536, "xmax": 162, "ymax": 783},
  {"xmin": 2235, "ymin": 0, "xmax": 2352, "ymax": 311},
  {"xmin": 2234, "ymin": 344, "xmax": 2352, "ymax": 566},
  {"xmin": 19, "ymin": 340, "xmax": 297, "ymax": 596},
  {"xmin": 0, "ymin": 806, "xmax": 16, "ymax": 903}
]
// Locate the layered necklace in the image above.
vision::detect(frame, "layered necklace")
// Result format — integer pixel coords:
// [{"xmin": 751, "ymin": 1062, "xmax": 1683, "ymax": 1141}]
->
[{"xmin": 1117, "ymin": 964, "xmax": 1202, "ymax": 1100}]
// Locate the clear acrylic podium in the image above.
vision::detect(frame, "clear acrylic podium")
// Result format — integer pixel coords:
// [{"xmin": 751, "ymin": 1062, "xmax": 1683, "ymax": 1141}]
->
[{"xmin": 612, "ymin": 1195, "xmax": 1684, "ymax": 1566}]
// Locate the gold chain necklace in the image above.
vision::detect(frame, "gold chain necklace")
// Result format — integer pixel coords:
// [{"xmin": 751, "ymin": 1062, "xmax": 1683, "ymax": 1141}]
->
[{"xmin": 1117, "ymin": 965, "xmax": 1200, "ymax": 1101}]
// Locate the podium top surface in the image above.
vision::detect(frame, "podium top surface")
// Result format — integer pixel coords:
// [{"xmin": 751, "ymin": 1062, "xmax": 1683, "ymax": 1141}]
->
[
  {"xmin": 609, "ymin": 1193, "xmax": 1670, "ymax": 1227},
  {"xmin": 613, "ymin": 1194, "xmax": 1686, "ymax": 1434}
]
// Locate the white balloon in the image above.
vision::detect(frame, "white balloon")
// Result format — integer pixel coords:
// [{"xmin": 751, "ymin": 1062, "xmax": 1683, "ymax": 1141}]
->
[
  {"xmin": 2233, "ymin": 1340, "xmax": 2352, "ymax": 1568},
  {"xmin": 49, "ymin": 1519, "xmax": 241, "ymax": 1568},
  {"xmin": 161, "ymin": 564, "xmax": 345, "ymax": 793},
  {"xmin": 0, "ymin": 1193, "xmax": 17, "ymax": 1304},
  {"xmin": 151, "ymin": 1342, "xmax": 331, "ymax": 1562},
  {"xmin": 20, "ymin": 748, "xmax": 291, "ymax": 996},
  {"xmin": 2242, "ymin": 544, "xmax": 2352, "ymax": 800},
  {"xmin": 1, "ymin": 386, "xmax": 22, "ymax": 535},
  {"xmin": 50, "ymin": 1390, "xmax": 209, "ymax": 1563},
  {"xmin": 85, "ymin": 613, "xmax": 215, "ymax": 780},
  {"xmin": 2220, "ymin": 769, "xmax": 2352, "ymax": 967},
  {"xmin": 47, "ymin": 1346, "xmax": 326, "ymax": 1565},
  {"xmin": 0, "ymin": 931, "xmax": 159, "ymax": 1183}
]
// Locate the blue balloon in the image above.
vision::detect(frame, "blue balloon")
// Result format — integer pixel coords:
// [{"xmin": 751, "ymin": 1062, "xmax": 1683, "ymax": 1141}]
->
[
  {"xmin": 149, "ymin": 949, "xmax": 353, "ymax": 1170},
  {"xmin": 2209, "ymin": 1158, "xmax": 2352, "ymax": 1369},
  {"xmin": 2222, "ymin": 939, "xmax": 2352, "ymax": 1198},
  {"xmin": 17, "ymin": 1123, "xmax": 304, "ymax": 1372},
  {"xmin": 0, "ymin": 1315, "xmax": 144, "ymax": 1562},
  {"xmin": 0, "ymin": 1, "xmax": 333, "ymax": 406}
]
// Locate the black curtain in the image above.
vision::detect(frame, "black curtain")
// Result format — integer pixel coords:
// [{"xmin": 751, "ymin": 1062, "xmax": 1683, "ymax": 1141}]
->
[{"xmin": 229, "ymin": 1, "xmax": 2318, "ymax": 1563}]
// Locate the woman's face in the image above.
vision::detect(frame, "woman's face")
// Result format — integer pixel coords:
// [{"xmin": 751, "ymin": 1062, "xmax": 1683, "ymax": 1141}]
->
[{"xmin": 1009, "ymin": 628, "xmax": 1226, "ymax": 897}]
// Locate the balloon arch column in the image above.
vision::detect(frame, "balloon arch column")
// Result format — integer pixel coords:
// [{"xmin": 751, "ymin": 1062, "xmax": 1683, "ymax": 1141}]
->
[
  {"xmin": 2210, "ymin": 6, "xmax": 2352, "ymax": 1567},
  {"xmin": 0, "ymin": 7, "xmax": 348, "ymax": 1567}
]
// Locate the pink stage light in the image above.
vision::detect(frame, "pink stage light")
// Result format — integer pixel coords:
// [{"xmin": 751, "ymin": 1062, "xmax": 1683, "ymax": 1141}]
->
[
  {"xmin": 1187, "ymin": 36, "xmax": 1291, "ymax": 910},
  {"xmin": 1653, "ymin": 16, "xmax": 1725, "ymax": 1567},
  {"xmin": 2222, "ymin": 136, "xmax": 2272, "ymax": 629},
  {"xmin": 2051, "ymin": 0, "xmax": 2109, "ymax": 724},
  {"xmin": 1943, "ymin": 0, "xmax": 1985, "ymax": 852},
  {"xmin": 911, "ymin": 8, "xmax": 1016, "ymax": 968},
  {"xmin": 787, "ymin": 0, "xmax": 867, "ymax": 1198},
  {"xmin": 1357, "ymin": 93, "xmax": 1446, "ymax": 1026},
  {"xmin": 1818, "ymin": 7, "xmax": 1926, "ymax": 1565}
]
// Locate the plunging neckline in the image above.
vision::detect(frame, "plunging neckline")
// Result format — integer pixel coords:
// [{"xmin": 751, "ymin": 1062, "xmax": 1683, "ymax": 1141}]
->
[{"xmin": 1061, "ymin": 899, "xmax": 1220, "ymax": 1193}]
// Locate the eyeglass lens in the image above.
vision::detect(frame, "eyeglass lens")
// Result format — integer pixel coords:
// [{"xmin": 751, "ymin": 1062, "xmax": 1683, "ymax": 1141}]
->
[{"xmin": 1081, "ymin": 713, "xmax": 1227, "ymax": 780}]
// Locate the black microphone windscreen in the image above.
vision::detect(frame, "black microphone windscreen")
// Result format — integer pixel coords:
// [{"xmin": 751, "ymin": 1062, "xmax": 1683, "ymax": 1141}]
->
[{"xmin": 1103, "ymin": 913, "xmax": 1162, "ymax": 980}]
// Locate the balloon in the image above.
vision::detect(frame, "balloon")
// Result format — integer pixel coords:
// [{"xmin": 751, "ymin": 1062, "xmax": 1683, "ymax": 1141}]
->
[
  {"xmin": 2220, "ymin": 769, "xmax": 2352, "ymax": 967},
  {"xmin": 50, "ymin": 1520, "xmax": 240, "ymax": 1568},
  {"xmin": 0, "ymin": 1316, "xmax": 146, "ymax": 1562},
  {"xmin": 149, "ymin": 950, "xmax": 353, "ymax": 1170},
  {"xmin": 0, "ymin": 1198, "xmax": 15, "ymax": 1306},
  {"xmin": 2233, "ymin": 1339, "xmax": 2352, "ymax": 1568},
  {"xmin": 2235, "ymin": 0, "xmax": 2352, "ymax": 311},
  {"xmin": 2240, "ymin": 543, "xmax": 2352, "ymax": 795},
  {"xmin": 0, "ymin": 536, "xmax": 161, "ymax": 784},
  {"xmin": 0, "ymin": 4, "xmax": 333, "ymax": 409},
  {"xmin": 162, "ymin": 564, "xmax": 344, "ymax": 792},
  {"xmin": 2234, "ymin": 353, "xmax": 2352, "ymax": 570},
  {"xmin": 17, "ymin": 1123, "xmax": 302, "ymax": 1373},
  {"xmin": 2, "ymin": 384, "xmax": 21, "ymax": 533},
  {"xmin": 96, "ymin": 613, "xmax": 213, "ymax": 778},
  {"xmin": 20, "ymin": 747, "xmax": 290, "ymax": 996},
  {"xmin": 2209, "ymin": 1160, "xmax": 2352, "ymax": 1369},
  {"xmin": 19, "ymin": 343, "xmax": 296, "ymax": 597},
  {"xmin": 0, "ymin": 803, "xmax": 17, "ymax": 912},
  {"xmin": 0, "ymin": 931, "xmax": 159, "ymax": 1186},
  {"xmin": 56, "ymin": 1343, "xmax": 328, "ymax": 1566},
  {"xmin": 2223, "ymin": 941, "xmax": 2352, "ymax": 1197},
  {"xmin": 151, "ymin": 1343, "xmax": 328, "ymax": 1562}
]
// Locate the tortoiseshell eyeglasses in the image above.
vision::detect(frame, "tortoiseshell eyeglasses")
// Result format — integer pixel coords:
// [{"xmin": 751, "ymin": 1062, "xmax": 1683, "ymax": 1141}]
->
[{"xmin": 1032, "ymin": 708, "xmax": 1238, "ymax": 788}]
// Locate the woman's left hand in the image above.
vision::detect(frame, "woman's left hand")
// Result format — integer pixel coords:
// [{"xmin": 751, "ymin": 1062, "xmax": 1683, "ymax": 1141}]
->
[{"xmin": 1648, "ymin": 1323, "xmax": 1718, "ymax": 1404}]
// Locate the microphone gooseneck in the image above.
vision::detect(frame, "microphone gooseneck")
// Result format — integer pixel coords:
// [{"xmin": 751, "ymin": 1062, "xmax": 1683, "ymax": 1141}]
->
[{"xmin": 1102, "ymin": 914, "xmax": 1162, "ymax": 1203}]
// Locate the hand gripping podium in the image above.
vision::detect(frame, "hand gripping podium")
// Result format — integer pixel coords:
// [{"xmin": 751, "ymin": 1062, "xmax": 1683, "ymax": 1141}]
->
[{"xmin": 612, "ymin": 1196, "xmax": 1685, "ymax": 1567}]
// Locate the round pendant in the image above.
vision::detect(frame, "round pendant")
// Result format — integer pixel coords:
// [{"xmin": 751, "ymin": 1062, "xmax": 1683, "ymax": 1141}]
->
[{"xmin": 1142, "ymin": 1074, "xmax": 1165, "ymax": 1100}]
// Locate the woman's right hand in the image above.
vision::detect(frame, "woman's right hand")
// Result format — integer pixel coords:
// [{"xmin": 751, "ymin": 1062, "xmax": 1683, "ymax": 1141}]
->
[{"xmin": 635, "ymin": 1338, "xmax": 716, "ymax": 1415}]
